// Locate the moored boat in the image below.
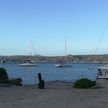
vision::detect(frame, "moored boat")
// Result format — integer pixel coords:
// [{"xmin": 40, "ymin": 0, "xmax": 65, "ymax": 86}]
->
[
  {"xmin": 55, "ymin": 61, "xmax": 71, "ymax": 67},
  {"xmin": 19, "ymin": 60, "xmax": 38, "ymax": 67},
  {"xmin": 55, "ymin": 34, "xmax": 71, "ymax": 68},
  {"xmin": 97, "ymin": 64, "xmax": 108, "ymax": 79}
]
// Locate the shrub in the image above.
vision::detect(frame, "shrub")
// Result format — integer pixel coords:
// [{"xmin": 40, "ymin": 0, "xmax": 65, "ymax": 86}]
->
[
  {"xmin": 74, "ymin": 78, "xmax": 96, "ymax": 89},
  {"xmin": 0, "ymin": 67, "xmax": 22, "ymax": 86},
  {"xmin": 0, "ymin": 68, "xmax": 8, "ymax": 83}
]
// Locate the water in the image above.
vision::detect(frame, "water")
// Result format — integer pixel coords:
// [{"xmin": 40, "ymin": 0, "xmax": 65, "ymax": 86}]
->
[{"xmin": 0, "ymin": 62, "xmax": 98, "ymax": 85}]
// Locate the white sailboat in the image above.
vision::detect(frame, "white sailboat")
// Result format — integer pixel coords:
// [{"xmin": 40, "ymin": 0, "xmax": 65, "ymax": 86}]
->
[
  {"xmin": 96, "ymin": 24, "xmax": 108, "ymax": 79},
  {"xmin": 19, "ymin": 62, "xmax": 38, "ymax": 66},
  {"xmin": 55, "ymin": 34, "xmax": 71, "ymax": 67},
  {"xmin": 19, "ymin": 41, "xmax": 38, "ymax": 67},
  {"xmin": 19, "ymin": 58, "xmax": 38, "ymax": 67}
]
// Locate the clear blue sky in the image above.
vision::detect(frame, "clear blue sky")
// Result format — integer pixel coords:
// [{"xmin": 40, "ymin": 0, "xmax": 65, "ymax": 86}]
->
[{"xmin": 0, "ymin": 0, "xmax": 108, "ymax": 56}]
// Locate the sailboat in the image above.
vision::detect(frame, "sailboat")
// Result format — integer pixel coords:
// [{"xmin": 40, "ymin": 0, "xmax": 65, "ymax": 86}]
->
[
  {"xmin": 55, "ymin": 35, "xmax": 71, "ymax": 67},
  {"xmin": 96, "ymin": 24, "xmax": 108, "ymax": 79},
  {"xmin": 19, "ymin": 41, "xmax": 38, "ymax": 67},
  {"xmin": 19, "ymin": 61, "xmax": 38, "ymax": 66},
  {"xmin": 19, "ymin": 58, "xmax": 38, "ymax": 67}
]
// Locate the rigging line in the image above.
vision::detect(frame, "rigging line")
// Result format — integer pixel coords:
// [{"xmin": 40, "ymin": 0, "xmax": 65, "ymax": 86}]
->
[
  {"xmin": 104, "ymin": 45, "xmax": 108, "ymax": 54},
  {"xmin": 31, "ymin": 40, "xmax": 37, "ymax": 56},
  {"xmin": 94, "ymin": 24, "xmax": 108, "ymax": 54},
  {"xmin": 104, "ymin": 43, "xmax": 108, "ymax": 54}
]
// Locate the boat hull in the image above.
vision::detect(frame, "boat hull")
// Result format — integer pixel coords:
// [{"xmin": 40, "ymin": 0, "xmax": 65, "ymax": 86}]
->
[
  {"xmin": 97, "ymin": 66, "xmax": 108, "ymax": 79},
  {"xmin": 55, "ymin": 64, "xmax": 71, "ymax": 67},
  {"xmin": 19, "ymin": 63, "xmax": 38, "ymax": 67}
]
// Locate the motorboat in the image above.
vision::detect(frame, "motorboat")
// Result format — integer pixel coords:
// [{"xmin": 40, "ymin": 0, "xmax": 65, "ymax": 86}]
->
[
  {"xmin": 55, "ymin": 63, "xmax": 71, "ymax": 67},
  {"xmin": 55, "ymin": 63, "xmax": 65, "ymax": 67},
  {"xmin": 97, "ymin": 64, "xmax": 108, "ymax": 79},
  {"xmin": 55, "ymin": 60, "xmax": 71, "ymax": 67}
]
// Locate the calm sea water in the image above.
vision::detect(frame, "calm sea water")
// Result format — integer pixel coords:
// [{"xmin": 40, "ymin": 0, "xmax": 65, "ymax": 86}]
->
[{"xmin": 0, "ymin": 62, "xmax": 98, "ymax": 85}]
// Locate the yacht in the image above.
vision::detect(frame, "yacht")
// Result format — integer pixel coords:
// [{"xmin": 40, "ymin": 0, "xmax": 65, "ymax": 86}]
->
[
  {"xmin": 97, "ymin": 64, "xmax": 108, "ymax": 79},
  {"xmin": 19, "ymin": 60, "xmax": 38, "ymax": 67},
  {"xmin": 55, "ymin": 35, "xmax": 71, "ymax": 67},
  {"xmin": 55, "ymin": 61, "xmax": 71, "ymax": 67},
  {"xmin": 19, "ymin": 40, "xmax": 38, "ymax": 67}
]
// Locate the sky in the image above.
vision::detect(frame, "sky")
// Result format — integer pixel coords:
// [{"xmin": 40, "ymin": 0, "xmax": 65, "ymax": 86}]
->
[{"xmin": 0, "ymin": 0, "xmax": 108, "ymax": 56}]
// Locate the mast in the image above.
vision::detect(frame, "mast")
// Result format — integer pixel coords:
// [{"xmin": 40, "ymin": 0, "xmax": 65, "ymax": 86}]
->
[
  {"xmin": 29, "ymin": 41, "xmax": 32, "ymax": 60},
  {"xmin": 30, "ymin": 51, "xmax": 31, "ymax": 60},
  {"xmin": 65, "ymin": 34, "xmax": 67, "ymax": 56}
]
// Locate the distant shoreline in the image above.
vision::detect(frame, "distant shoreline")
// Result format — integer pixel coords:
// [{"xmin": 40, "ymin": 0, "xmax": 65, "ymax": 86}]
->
[{"xmin": 0, "ymin": 54, "xmax": 108, "ymax": 63}]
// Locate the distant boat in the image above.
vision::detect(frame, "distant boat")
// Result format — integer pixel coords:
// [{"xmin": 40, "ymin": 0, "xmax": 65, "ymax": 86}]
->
[
  {"xmin": 0, "ymin": 59, "xmax": 6, "ymax": 64},
  {"xmin": 55, "ymin": 61, "xmax": 71, "ymax": 67},
  {"xmin": 55, "ymin": 34, "xmax": 71, "ymax": 67},
  {"xmin": 19, "ymin": 41, "xmax": 38, "ymax": 67},
  {"xmin": 0, "ymin": 60, "xmax": 5, "ymax": 63},
  {"xmin": 97, "ymin": 64, "xmax": 108, "ymax": 79},
  {"xmin": 19, "ymin": 60, "xmax": 38, "ymax": 66}
]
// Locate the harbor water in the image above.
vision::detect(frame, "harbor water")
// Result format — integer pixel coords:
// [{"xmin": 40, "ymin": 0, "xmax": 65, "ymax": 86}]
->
[{"xmin": 0, "ymin": 62, "xmax": 98, "ymax": 85}]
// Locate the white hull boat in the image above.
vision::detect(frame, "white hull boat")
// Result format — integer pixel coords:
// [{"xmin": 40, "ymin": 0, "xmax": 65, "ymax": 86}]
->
[
  {"xmin": 55, "ymin": 63, "xmax": 71, "ymax": 67},
  {"xmin": 19, "ymin": 62, "xmax": 38, "ymax": 66},
  {"xmin": 19, "ymin": 41, "xmax": 38, "ymax": 67},
  {"xmin": 55, "ymin": 35, "xmax": 71, "ymax": 68},
  {"xmin": 97, "ymin": 64, "xmax": 108, "ymax": 79}
]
